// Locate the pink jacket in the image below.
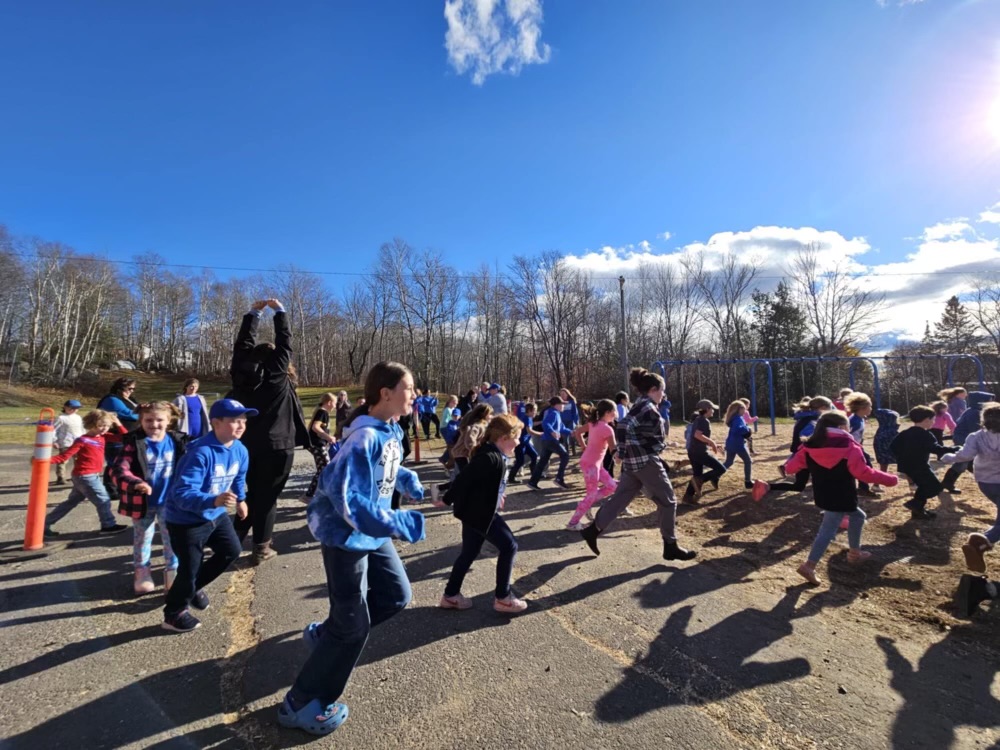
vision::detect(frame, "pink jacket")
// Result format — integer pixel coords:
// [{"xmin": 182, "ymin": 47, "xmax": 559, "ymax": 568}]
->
[{"xmin": 932, "ymin": 412, "xmax": 956, "ymax": 433}]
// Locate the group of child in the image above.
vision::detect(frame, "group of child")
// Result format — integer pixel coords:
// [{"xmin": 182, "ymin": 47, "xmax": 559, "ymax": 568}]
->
[{"xmin": 34, "ymin": 370, "xmax": 1000, "ymax": 738}]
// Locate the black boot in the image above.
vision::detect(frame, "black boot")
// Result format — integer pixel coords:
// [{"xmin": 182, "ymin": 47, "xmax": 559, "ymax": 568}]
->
[
  {"xmin": 663, "ymin": 540, "xmax": 697, "ymax": 561},
  {"xmin": 956, "ymin": 574, "xmax": 997, "ymax": 618},
  {"xmin": 581, "ymin": 523, "xmax": 601, "ymax": 556}
]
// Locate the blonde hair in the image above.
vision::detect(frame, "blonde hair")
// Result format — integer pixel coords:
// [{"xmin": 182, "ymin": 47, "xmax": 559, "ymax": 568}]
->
[
  {"xmin": 937, "ymin": 387, "xmax": 967, "ymax": 402},
  {"xmin": 931, "ymin": 400, "xmax": 948, "ymax": 414},
  {"xmin": 320, "ymin": 392, "xmax": 336, "ymax": 406},
  {"xmin": 738, "ymin": 397, "xmax": 750, "ymax": 407},
  {"xmin": 724, "ymin": 400, "xmax": 746, "ymax": 425},
  {"xmin": 83, "ymin": 409, "xmax": 115, "ymax": 430},
  {"xmin": 808, "ymin": 396, "xmax": 834, "ymax": 411},
  {"xmin": 839, "ymin": 388, "xmax": 853, "ymax": 398},
  {"xmin": 481, "ymin": 413, "xmax": 523, "ymax": 447},
  {"xmin": 843, "ymin": 392, "xmax": 872, "ymax": 414}
]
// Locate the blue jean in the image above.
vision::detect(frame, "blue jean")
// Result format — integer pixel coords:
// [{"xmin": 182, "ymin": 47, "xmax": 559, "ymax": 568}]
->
[
  {"xmin": 723, "ymin": 446, "xmax": 752, "ymax": 483},
  {"xmin": 808, "ymin": 508, "xmax": 866, "ymax": 563},
  {"xmin": 975, "ymin": 482, "xmax": 1000, "ymax": 545},
  {"xmin": 445, "ymin": 514, "xmax": 517, "ymax": 599},
  {"xmin": 290, "ymin": 540, "xmax": 411, "ymax": 706},
  {"xmin": 510, "ymin": 442, "xmax": 538, "ymax": 477},
  {"xmin": 46, "ymin": 474, "xmax": 117, "ymax": 530},
  {"xmin": 133, "ymin": 507, "xmax": 177, "ymax": 571},
  {"xmin": 531, "ymin": 438, "xmax": 569, "ymax": 483},
  {"xmin": 163, "ymin": 514, "xmax": 242, "ymax": 617}
]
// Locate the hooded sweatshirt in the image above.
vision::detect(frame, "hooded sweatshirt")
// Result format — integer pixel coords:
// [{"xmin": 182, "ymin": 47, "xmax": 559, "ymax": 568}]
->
[
  {"xmin": 165, "ymin": 433, "xmax": 249, "ymax": 525},
  {"xmin": 785, "ymin": 428, "xmax": 897, "ymax": 512},
  {"xmin": 952, "ymin": 391, "xmax": 995, "ymax": 446},
  {"xmin": 872, "ymin": 409, "xmax": 900, "ymax": 465},
  {"xmin": 725, "ymin": 414, "xmax": 752, "ymax": 453},
  {"xmin": 940, "ymin": 429, "xmax": 1000, "ymax": 484},
  {"xmin": 307, "ymin": 415, "xmax": 425, "ymax": 551},
  {"xmin": 789, "ymin": 410, "xmax": 821, "ymax": 454}
]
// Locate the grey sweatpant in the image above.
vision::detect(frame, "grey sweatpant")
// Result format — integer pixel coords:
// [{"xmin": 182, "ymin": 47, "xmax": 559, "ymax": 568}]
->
[{"xmin": 594, "ymin": 457, "xmax": 677, "ymax": 542}]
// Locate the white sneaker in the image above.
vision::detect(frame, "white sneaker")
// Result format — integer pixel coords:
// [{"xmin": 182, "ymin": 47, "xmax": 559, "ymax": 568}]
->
[
  {"xmin": 438, "ymin": 593, "xmax": 472, "ymax": 610},
  {"xmin": 134, "ymin": 567, "xmax": 155, "ymax": 595},
  {"xmin": 566, "ymin": 521, "xmax": 586, "ymax": 531}
]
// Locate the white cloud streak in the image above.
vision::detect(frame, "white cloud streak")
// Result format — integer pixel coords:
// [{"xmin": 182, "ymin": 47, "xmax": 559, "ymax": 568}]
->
[
  {"xmin": 979, "ymin": 203, "xmax": 1000, "ymax": 225},
  {"xmin": 444, "ymin": 0, "xmax": 551, "ymax": 85}
]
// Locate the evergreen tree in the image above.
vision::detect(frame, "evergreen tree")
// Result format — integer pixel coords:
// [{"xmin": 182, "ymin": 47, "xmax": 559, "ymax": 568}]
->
[
  {"xmin": 750, "ymin": 281, "xmax": 809, "ymax": 358},
  {"xmin": 929, "ymin": 295, "xmax": 978, "ymax": 353}
]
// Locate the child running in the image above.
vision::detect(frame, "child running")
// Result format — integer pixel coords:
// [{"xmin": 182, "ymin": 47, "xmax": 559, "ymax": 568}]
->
[
  {"xmin": 53, "ymin": 399, "xmax": 84, "ymax": 485},
  {"xmin": 788, "ymin": 412, "xmax": 898, "ymax": 585},
  {"xmin": 508, "ymin": 401, "xmax": 542, "ymax": 484},
  {"xmin": 162, "ymin": 399, "xmax": 255, "ymax": 632},
  {"xmin": 431, "ymin": 403, "xmax": 492, "ymax": 504},
  {"xmin": 304, "ymin": 393, "xmax": 338, "ymax": 502},
  {"xmin": 722, "ymin": 400, "xmax": 754, "ymax": 489},
  {"xmin": 940, "ymin": 401, "xmax": 1000, "ymax": 572},
  {"xmin": 112, "ymin": 401, "xmax": 187, "ymax": 594},
  {"xmin": 940, "ymin": 387, "xmax": 969, "ymax": 422},
  {"xmin": 752, "ymin": 396, "xmax": 833, "ymax": 501},
  {"xmin": 280, "ymin": 362, "xmax": 425, "ymax": 736},
  {"xmin": 436, "ymin": 413, "xmax": 528, "ymax": 614},
  {"xmin": 832, "ymin": 388, "xmax": 853, "ymax": 412},
  {"xmin": 527, "ymin": 396, "xmax": 573, "ymax": 490},
  {"xmin": 682, "ymin": 399, "xmax": 727, "ymax": 503},
  {"xmin": 872, "ymin": 408, "xmax": 901, "ymax": 472},
  {"xmin": 930, "ymin": 401, "xmax": 957, "ymax": 445},
  {"xmin": 45, "ymin": 410, "xmax": 128, "ymax": 536},
  {"xmin": 738, "ymin": 397, "xmax": 757, "ymax": 455},
  {"xmin": 566, "ymin": 400, "xmax": 619, "ymax": 530},
  {"xmin": 580, "ymin": 368, "xmax": 697, "ymax": 562},
  {"xmin": 941, "ymin": 391, "xmax": 995, "ymax": 493},
  {"xmin": 890, "ymin": 405, "xmax": 959, "ymax": 520},
  {"xmin": 844, "ymin": 391, "xmax": 880, "ymax": 497}
]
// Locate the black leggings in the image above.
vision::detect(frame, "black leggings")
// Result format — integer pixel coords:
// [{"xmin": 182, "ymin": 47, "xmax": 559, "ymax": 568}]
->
[
  {"xmin": 444, "ymin": 515, "xmax": 517, "ymax": 600},
  {"xmin": 235, "ymin": 447, "xmax": 294, "ymax": 545},
  {"xmin": 421, "ymin": 413, "xmax": 441, "ymax": 438},
  {"xmin": 767, "ymin": 469, "xmax": 810, "ymax": 494}
]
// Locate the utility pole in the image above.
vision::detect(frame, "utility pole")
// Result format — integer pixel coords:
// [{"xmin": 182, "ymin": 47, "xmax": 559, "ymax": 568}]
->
[{"xmin": 619, "ymin": 275, "xmax": 628, "ymax": 391}]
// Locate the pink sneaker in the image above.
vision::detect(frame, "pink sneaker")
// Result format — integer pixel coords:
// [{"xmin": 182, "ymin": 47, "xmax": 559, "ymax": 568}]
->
[
  {"xmin": 839, "ymin": 515, "xmax": 850, "ymax": 530},
  {"xmin": 751, "ymin": 480, "xmax": 769, "ymax": 502},
  {"xmin": 494, "ymin": 594, "xmax": 528, "ymax": 615},
  {"xmin": 438, "ymin": 593, "xmax": 473, "ymax": 610},
  {"xmin": 847, "ymin": 549, "xmax": 872, "ymax": 564},
  {"xmin": 134, "ymin": 567, "xmax": 155, "ymax": 595}
]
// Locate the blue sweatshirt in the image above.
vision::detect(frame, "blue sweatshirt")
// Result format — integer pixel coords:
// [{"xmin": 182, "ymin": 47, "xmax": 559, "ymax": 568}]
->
[
  {"xmin": 541, "ymin": 408, "xmax": 572, "ymax": 441},
  {"xmin": 307, "ymin": 416, "xmax": 425, "ymax": 551},
  {"xmin": 848, "ymin": 414, "xmax": 866, "ymax": 444},
  {"xmin": 164, "ymin": 433, "xmax": 249, "ymax": 525},
  {"xmin": 442, "ymin": 418, "xmax": 461, "ymax": 445},
  {"xmin": 561, "ymin": 399, "xmax": 579, "ymax": 429},
  {"xmin": 724, "ymin": 415, "xmax": 752, "ymax": 453},
  {"xmin": 953, "ymin": 391, "xmax": 995, "ymax": 446},
  {"xmin": 518, "ymin": 412, "xmax": 535, "ymax": 445},
  {"xmin": 658, "ymin": 399, "xmax": 671, "ymax": 423}
]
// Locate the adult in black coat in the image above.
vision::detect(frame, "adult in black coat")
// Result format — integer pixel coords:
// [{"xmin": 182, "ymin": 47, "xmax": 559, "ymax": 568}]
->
[{"xmin": 229, "ymin": 298, "xmax": 310, "ymax": 563}]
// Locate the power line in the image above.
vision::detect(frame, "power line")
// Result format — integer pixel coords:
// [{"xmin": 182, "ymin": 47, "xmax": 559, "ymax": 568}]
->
[{"xmin": 5, "ymin": 249, "xmax": 1000, "ymax": 283}]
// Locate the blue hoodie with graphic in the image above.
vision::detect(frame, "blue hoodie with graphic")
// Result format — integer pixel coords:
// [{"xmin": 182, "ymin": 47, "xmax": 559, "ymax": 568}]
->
[
  {"xmin": 872, "ymin": 409, "xmax": 900, "ymax": 466},
  {"xmin": 952, "ymin": 391, "xmax": 995, "ymax": 446},
  {"xmin": 307, "ymin": 415, "xmax": 425, "ymax": 551},
  {"xmin": 165, "ymin": 433, "xmax": 249, "ymax": 525}
]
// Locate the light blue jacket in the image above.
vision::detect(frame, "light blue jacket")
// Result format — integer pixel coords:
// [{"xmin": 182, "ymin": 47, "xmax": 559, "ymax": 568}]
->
[
  {"xmin": 165, "ymin": 433, "xmax": 249, "ymax": 525},
  {"xmin": 307, "ymin": 416, "xmax": 425, "ymax": 551}
]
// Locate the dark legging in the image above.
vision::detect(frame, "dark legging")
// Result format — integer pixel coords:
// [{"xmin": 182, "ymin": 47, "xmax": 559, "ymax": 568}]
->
[
  {"xmin": 509, "ymin": 442, "xmax": 538, "ymax": 479},
  {"xmin": 444, "ymin": 514, "xmax": 517, "ymax": 599},
  {"xmin": 235, "ymin": 447, "xmax": 294, "ymax": 545},
  {"xmin": 902, "ymin": 465, "xmax": 943, "ymax": 510},
  {"xmin": 767, "ymin": 469, "xmax": 810, "ymax": 494},
  {"xmin": 421, "ymin": 413, "xmax": 441, "ymax": 439}
]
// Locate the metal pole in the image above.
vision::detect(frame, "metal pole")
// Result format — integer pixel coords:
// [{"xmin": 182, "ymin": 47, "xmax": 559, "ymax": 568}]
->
[{"xmin": 619, "ymin": 276, "xmax": 628, "ymax": 391}]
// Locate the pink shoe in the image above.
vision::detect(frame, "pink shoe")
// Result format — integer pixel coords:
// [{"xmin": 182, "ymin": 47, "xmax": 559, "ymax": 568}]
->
[
  {"xmin": 797, "ymin": 562, "xmax": 821, "ymax": 585},
  {"xmin": 494, "ymin": 594, "xmax": 528, "ymax": 615},
  {"xmin": 751, "ymin": 480, "xmax": 769, "ymax": 502},
  {"xmin": 134, "ymin": 567, "xmax": 155, "ymax": 595},
  {"xmin": 847, "ymin": 549, "xmax": 872, "ymax": 564},
  {"xmin": 839, "ymin": 515, "xmax": 850, "ymax": 530},
  {"xmin": 438, "ymin": 593, "xmax": 473, "ymax": 610}
]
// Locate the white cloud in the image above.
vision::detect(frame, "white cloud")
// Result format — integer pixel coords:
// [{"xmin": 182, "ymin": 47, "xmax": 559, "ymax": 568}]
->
[
  {"xmin": 562, "ymin": 216, "xmax": 1000, "ymax": 347},
  {"xmin": 659, "ymin": 231, "xmax": 672, "ymax": 241},
  {"xmin": 979, "ymin": 203, "xmax": 1000, "ymax": 225},
  {"xmin": 876, "ymin": 0, "xmax": 927, "ymax": 6},
  {"xmin": 444, "ymin": 0, "xmax": 551, "ymax": 86},
  {"xmin": 922, "ymin": 220, "xmax": 972, "ymax": 241}
]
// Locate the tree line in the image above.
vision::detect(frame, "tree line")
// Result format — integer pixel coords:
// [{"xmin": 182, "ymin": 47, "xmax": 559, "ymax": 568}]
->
[{"xmin": 3, "ymin": 221, "xmax": 996, "ymax": 410}]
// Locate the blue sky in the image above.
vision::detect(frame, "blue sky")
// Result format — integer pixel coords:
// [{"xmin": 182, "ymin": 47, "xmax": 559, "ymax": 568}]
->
[{"xmin": 1, "ymin": 0, "xmax": 999, "ymax": 337}]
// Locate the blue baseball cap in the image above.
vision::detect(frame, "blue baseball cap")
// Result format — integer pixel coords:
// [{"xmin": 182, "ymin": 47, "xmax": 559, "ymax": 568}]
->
[
  {"xmin": 64, "ymin": 399, "xmax": 82, "ymax": 408},
  {"xmin": 209, "ymin": 398, "xmax": 259, "ymax": 419},
  {"xmin": 489, "ymin": 382, "xmax": 501, "ymax": 391}
]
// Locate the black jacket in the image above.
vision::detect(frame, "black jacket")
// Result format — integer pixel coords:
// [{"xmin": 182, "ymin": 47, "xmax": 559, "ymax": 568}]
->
[
  {"xmin": 443, "ymin": 443, "xmax": 506, "ymax": 534},
  {"xmin": 890, "ymin": 426, "xmax": 956, "ymax": 471},
  {"xmin": 229, "ymin": 311, "xmax": 310, "ymax": 452}
]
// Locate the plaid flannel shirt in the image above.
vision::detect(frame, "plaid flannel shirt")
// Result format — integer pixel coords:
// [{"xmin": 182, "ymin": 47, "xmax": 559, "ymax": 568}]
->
[
  {"xmin": 616, "ymin": 397, "xmax": 667, "ymax": 473},
  {"xmin": 112, "ymin": 431, "xmax": 186, "ymax": 520}
]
